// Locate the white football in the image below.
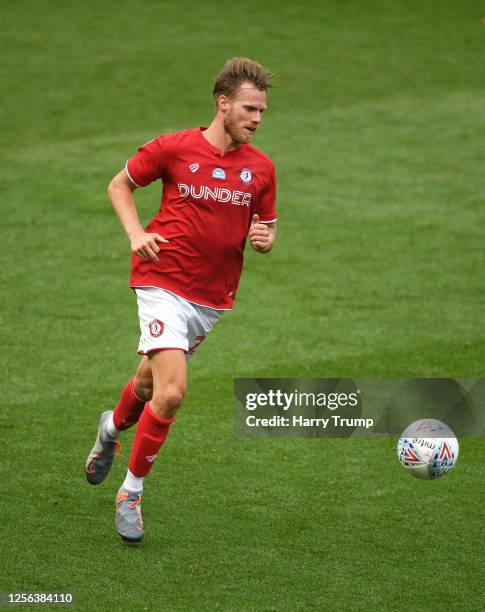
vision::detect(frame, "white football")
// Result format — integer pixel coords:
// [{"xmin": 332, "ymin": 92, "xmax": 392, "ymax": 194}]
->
[{"xmin": 397, "ymin": 419, "xmax": 459, "ymax": 479}]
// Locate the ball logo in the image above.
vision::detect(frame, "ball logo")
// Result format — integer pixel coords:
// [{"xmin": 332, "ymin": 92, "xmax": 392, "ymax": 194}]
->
[
  {"xmin": 400, "ymin": 442, "xmax": 422, "ymax": 464},
  {"xmin": 149, "ymin": 319, "xmax": 164, "ymax": 338},
  {"xmin": 239, "ymin": 168, "xmax": 254, "ymax": 185},
  {"xmin": 439, "ymin": 441, "xmax": 453, "ymax": 460}
]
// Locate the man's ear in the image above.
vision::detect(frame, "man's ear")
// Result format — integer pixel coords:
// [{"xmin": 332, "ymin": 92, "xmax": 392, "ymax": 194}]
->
[{"xmin": 217, "ymin": 94, "xmax": 231, "ymax": 114}]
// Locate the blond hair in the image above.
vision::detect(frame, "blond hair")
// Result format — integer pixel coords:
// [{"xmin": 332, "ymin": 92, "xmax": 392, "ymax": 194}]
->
[{"xmin": 213, "ymin": 57, "xmax": 275, "ymax": 101}]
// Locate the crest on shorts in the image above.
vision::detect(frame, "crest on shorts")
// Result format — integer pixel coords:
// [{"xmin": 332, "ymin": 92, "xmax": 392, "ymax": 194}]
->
[
  {"xmin": 239, "ymin": 168, "xmax": 254, "ymax": 185},
  {"xmin": 149, "ymin": 319, "xmax": 164, "ymax": 338}
]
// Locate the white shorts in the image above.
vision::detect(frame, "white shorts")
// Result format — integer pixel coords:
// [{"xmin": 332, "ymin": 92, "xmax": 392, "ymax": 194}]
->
[{"xmin": 135, "ymin": 287, "xmax": 223, "ymax": 357}]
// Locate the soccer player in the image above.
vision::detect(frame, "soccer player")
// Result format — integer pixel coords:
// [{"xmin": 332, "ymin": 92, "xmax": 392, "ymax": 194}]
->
[{"xmin": 85, "ymin": 57, "xmax": 277, "ymax": 543}]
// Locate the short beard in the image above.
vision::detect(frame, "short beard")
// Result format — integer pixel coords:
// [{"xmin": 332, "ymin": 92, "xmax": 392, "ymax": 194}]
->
[{"xmin": 223, "ymin": 112, "xmax": 250, "ymax": 145}]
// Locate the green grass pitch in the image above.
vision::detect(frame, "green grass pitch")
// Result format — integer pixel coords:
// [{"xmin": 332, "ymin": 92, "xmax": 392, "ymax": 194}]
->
[{"xmin": 1, "ymin": 0, "xmax": 485, "ymax": 609}]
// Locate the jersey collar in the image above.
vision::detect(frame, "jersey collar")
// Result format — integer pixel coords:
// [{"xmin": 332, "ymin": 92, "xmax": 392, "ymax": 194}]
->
[{"xmin": 197, "ymin": 127, "xmax": 244, "ymax": 159}]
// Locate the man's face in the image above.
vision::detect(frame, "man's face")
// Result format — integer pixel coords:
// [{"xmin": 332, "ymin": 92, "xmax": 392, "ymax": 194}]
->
[{"xmin": 220, "ymin": 84, "xmax": 267, "ymax": 145}]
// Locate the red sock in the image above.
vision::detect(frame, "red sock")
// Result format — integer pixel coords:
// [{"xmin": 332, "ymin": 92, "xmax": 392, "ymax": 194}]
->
[
  {"xmin": 128, "ymin": 402, "xmax": 175, "ymax": 477},
  {"xmin": 113, "ymin": 377, "xmax": 146, "ymax": 431}
]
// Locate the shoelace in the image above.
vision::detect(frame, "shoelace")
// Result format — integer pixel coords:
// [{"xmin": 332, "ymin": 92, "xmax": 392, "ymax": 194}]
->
[{"xmin": 116, "ymin": 491, "xmax": 141, "ymax": 509}]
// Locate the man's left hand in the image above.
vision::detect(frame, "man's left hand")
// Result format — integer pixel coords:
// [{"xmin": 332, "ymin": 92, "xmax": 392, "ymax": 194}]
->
[{"xmin": 248, "ymin": 214, "xmax": 274, "ymax": 253}]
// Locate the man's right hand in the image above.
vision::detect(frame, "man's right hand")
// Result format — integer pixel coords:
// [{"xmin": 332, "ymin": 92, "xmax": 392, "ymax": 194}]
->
[{"xmin": 130, "ymin": 232, "xmax": 169, "ymax": 263}]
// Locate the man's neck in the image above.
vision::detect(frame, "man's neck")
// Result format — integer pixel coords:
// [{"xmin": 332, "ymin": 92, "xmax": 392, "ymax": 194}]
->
[{"xmin": 202, "ymin": 119, "xmax": 239, "ymax": 155}]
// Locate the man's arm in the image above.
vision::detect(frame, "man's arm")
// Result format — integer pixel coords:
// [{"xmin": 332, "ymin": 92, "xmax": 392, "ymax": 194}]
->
[
  {"xmin": 108, "ymin": 169, "xmax": 168, "ymax": 262},
  {"xmin": 248, "ymin": 214, "xmax": 276, "ymax": 253}
]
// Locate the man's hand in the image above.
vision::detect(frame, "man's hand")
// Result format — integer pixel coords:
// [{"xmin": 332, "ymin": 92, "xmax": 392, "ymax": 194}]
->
[
  {"xmin": 248, "ymin": 214, "xmax": 275, "ymax": 253},
  {"xmin": 130, "ymin": 232, "xmax": 169, "ymax": 263}
]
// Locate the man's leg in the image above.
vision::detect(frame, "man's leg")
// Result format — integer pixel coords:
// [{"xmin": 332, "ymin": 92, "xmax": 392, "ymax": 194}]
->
[
  {"xmin": 116, "ymin": 349, "xmax": 186, "ymax": 542},
  {"xmin": 85, "ymin": 357, "xmax": 154, "ymax": 485},
  {"xmin": 107, "ymin": 357, "xmax": 153, "ymax": 434}
]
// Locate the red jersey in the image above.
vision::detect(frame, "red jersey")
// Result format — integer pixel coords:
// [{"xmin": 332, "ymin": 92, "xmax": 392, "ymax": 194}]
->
[{"xmin": 126, "ymin": 127, "xmax": 277, "ymax": 309}]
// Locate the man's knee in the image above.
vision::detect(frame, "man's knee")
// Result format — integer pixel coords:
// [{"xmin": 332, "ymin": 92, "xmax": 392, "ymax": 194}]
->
[{"xmin": 151, "ymin": 383, "xmax": 186, "ymax": 418}]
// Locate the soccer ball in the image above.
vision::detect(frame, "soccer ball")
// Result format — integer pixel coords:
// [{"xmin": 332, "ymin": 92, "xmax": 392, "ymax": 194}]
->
[{"xmin": 397, "ymin": 419, "xmax": 459, "ymax": 479}]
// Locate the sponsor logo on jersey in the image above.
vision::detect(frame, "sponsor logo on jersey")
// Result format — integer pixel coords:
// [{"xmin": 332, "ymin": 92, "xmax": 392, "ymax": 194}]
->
[
  {"xmin": 189, "ymin": 163, "xmax": 199, "ymax": 173},
  {"xmin": 178, "ymin": 183, "xmax": 252, "ymax": 206},
  {"xmin": 239, "ymin": 168, "xmax": 254, "ymax": 185},
  {"xmin": 212, "ymin": 167, "xmax": 226, "ymax": 180},
  {"xmin": 149, "ymin": 319, "xmax": 164, "ymax": 337}
]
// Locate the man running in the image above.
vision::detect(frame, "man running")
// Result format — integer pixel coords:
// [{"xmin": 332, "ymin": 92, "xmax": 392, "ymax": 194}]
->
[{"xmin": 85, "ymin": 57, "xmax": 277, "ymax": 543}]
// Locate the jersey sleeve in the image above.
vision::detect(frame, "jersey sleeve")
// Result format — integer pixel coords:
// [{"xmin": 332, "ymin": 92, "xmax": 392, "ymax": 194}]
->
[
  {"xmin": 255, "ymin": 163, "xmax": 277, "ymax": 223},
  {"xmin": 125, "ymin": 136, "xmax": 170, "ymax": 187}
]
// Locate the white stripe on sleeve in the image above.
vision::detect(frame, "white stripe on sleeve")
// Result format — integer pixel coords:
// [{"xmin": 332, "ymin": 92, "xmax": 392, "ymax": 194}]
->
[{"xmin": 125, "ymin": 161, "xmax": 142, "ymax": 188}]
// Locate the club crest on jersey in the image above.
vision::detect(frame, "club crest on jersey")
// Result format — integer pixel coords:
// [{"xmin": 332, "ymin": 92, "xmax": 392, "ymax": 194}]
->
[
  {"xmin": 188, "ymin": 163, "xmax": 199, "ymax": 173},
  {"xmin": 239, "ymin": 168, "xmax": 254, "ymax": 185},
  {"xmin": 212, "ymin": 167, "xmax": 226, "ymax": 180},
  {"xmin": 149, "ymin": 319, "xmax": 164, "ymax": 338}
]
